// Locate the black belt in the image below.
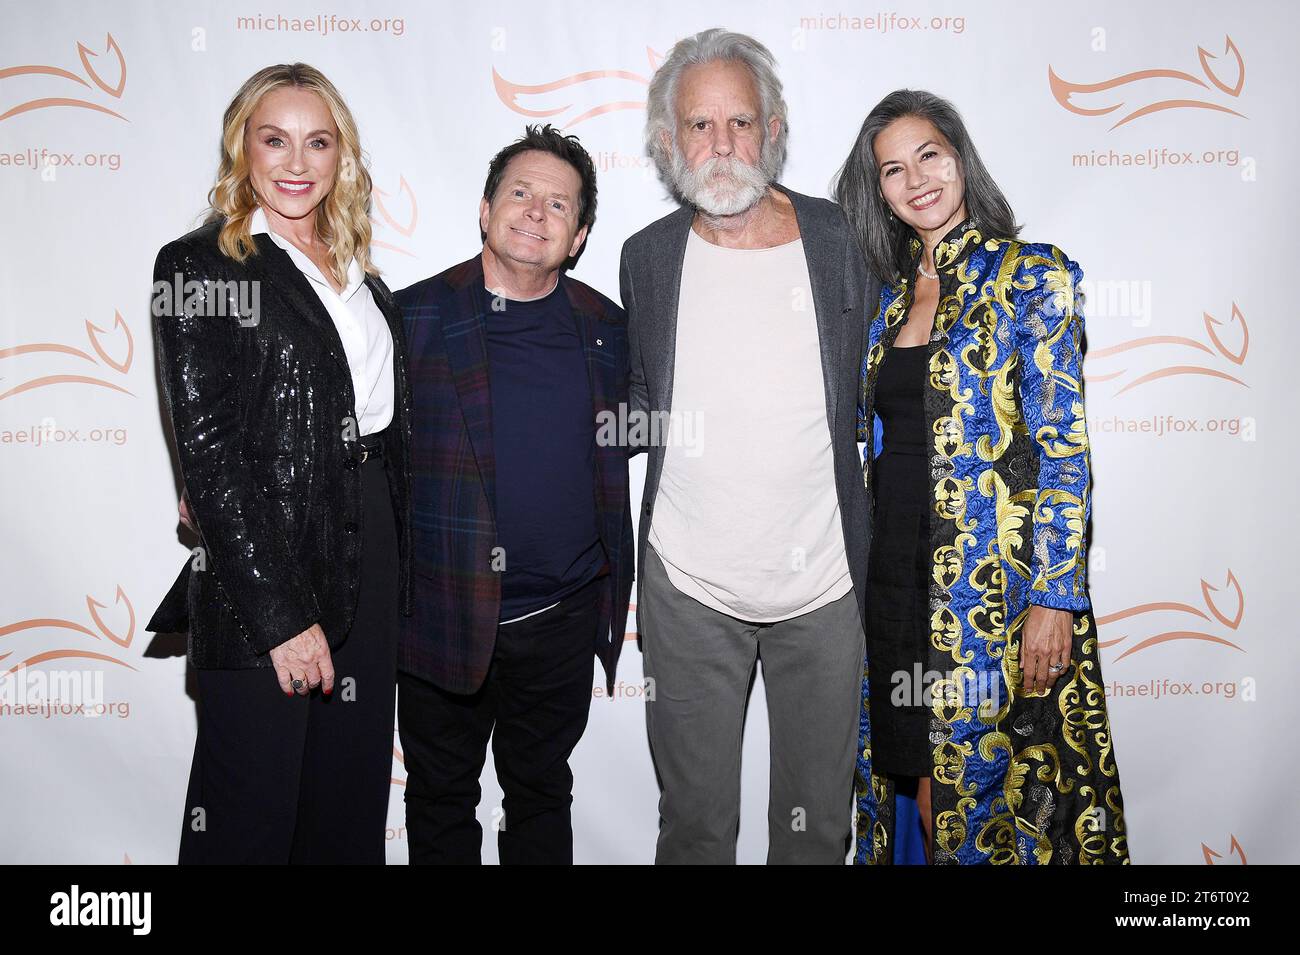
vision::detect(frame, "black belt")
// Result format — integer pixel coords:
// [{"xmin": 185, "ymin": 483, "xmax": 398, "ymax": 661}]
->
[{"xmin": 358, "ymin": 429, "xmax": 386, "ymax": 464}]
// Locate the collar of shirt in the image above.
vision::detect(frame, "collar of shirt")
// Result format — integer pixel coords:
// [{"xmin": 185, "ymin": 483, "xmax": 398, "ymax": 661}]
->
[{"xmin": 249, "ymin": 205, "xmax": 366, "ymax": 301}]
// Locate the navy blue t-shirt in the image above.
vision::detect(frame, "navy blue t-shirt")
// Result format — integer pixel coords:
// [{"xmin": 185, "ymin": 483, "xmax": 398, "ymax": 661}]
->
[{"xmin": 483, "ymin": 281, "xmax": 606, "ymax": 621}]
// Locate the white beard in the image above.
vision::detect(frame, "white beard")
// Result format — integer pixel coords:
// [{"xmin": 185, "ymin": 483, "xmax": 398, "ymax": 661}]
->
[{"xmin": 672, "ymin": 152, "xmax": 770, "ymax": 217}]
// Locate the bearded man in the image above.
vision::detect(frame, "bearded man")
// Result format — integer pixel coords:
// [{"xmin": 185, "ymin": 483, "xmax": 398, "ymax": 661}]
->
[{"xmin": 620, "ymin": 28, "xmax": 880, "ymax": 864}]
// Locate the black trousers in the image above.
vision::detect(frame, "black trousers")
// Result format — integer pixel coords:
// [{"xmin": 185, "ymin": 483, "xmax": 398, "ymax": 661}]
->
[
  {"xmin": 397, "ymin": 574, "xmax": 601, "ymax": 865},
  {"xmin": 179, "ymin": 454, "xmax": 399, "ymax": 864}
]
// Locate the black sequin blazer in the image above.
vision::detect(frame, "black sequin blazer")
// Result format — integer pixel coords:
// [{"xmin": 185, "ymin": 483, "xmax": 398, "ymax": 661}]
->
[{"xmin": 145, "ymin": 219, "xmax": 413, "ymax": 669}]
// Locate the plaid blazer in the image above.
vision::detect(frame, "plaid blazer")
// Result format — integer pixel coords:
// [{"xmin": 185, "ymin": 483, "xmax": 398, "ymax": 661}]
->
[{"xmin": 395, "ymin": 254, "xmax": 633, "ymax": 695}]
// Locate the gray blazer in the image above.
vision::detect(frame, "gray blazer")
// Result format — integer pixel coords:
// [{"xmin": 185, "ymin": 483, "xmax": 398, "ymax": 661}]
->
[{"xmin": 618, "ymin": 183, "xmax": 880, "ymax": 626}]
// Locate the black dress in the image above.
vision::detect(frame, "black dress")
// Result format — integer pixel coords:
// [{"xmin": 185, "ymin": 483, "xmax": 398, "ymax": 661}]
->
[{"xmin": 865, "ymin": 343, "xmax": 932, "ymax": 778}]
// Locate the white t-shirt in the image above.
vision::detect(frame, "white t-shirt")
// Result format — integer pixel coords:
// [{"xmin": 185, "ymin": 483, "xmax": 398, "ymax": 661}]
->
[{"xmin": 647, "ymin": 229, "xmax": 852, "ymax": 622}]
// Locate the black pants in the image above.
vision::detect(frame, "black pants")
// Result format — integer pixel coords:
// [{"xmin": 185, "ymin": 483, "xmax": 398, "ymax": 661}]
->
[
  {"xmin": 179, "ymin": 454, "xmax": 399, "ymax": 864},
  {"xmin": 397, "ymin": 575, "xmax": 601, "ymax": 865}
]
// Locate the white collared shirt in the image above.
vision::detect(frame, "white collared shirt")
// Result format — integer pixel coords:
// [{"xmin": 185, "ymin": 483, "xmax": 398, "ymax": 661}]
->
[{"xmin": 250, "ymin": 206, "xmax": 394, "ymax": 436}]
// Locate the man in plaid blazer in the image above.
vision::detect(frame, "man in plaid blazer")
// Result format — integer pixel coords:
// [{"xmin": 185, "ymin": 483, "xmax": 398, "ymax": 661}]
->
[{"xmin": 395, "ymin": 126, "xmax": 633, "ymax": 864}]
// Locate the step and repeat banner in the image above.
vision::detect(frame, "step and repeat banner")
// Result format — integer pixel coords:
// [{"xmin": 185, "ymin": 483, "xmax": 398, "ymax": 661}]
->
[{"xmin": 1, "ymin": 0, "xmax": 1292, "ymax": 863}]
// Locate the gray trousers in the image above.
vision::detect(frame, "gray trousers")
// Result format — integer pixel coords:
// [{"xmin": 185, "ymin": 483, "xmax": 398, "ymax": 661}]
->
[{"xmin": 639, "ymin": 547, "xmax": 865, "ymax": 864}]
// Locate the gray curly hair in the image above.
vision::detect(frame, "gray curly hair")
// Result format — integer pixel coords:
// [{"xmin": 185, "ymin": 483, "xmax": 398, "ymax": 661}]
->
[{"xmin": 644, "ymin": 28, "xmax": 789, "ymax": 197}]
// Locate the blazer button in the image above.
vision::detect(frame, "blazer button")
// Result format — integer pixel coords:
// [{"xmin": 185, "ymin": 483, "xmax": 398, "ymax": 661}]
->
[
  {"xmin": 345, "ymin": 522, "xmax": 358, "ymax": 534},
  {"xmin": 345, "ymin": 458, "xmax": 358, "ymax": 470},
  {"xmin": 642, "ymin": 503, "xmax": 652, "ymax": 516}
]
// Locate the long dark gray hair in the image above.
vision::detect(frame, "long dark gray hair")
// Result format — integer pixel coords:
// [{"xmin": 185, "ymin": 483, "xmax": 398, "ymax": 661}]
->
[{"xmin": 834, "ymin": 89, "xmax": 1018, "ymax": 283}]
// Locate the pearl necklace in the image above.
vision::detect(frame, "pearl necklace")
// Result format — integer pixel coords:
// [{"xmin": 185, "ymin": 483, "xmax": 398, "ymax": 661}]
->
[{"xmin": 918, "ymin": 261, "xmax": 938, "ymax": 280}]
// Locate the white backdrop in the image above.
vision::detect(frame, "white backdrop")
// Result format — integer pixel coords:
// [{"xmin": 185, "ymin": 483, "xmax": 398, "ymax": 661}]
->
[{"xmin": 1, "ymin": 0, "xmax": 1293, "ymax": 864}]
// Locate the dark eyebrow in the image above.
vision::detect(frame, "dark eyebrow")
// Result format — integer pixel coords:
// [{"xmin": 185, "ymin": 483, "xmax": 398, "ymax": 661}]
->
[
  {"xmin": 879, "ymin": 140, "xmax": 940, "ymax": 169},
  {"xmin": 510, "ymin": 179, "xmax": 572, "ymax": 202}
]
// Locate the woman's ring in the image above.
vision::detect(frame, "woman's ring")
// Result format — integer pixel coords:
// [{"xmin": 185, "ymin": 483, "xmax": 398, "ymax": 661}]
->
[{"xmin": 291, "ymin": 679, "xmax": 304, "ymax": 690}]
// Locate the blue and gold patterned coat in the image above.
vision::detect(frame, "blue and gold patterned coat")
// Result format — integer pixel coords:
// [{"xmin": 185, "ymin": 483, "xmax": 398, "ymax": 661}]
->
[{"xmin": 854, "ymin": 219, "xmax": 1129, "ymax": 864}]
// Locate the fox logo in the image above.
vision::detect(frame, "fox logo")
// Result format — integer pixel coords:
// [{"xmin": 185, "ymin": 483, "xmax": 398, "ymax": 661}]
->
[
  {"xmin": 1096, "ymin": 570, "xmax": 1244, "ymax": 662},
  {"xmin": 1085, "ymin": 303, "xmax": 1248, "ymax": 396},
  {"xmin": 0, "ymin": 310, "xmax": 134, "ymax": 401},
  {"xmin": 1050, "ymin": 35, "xmax": 1244, "ymax": 130},
  {"xmin": 493, "ymin": 46, "xmax": 664, "ymax": 128},
  {"xmin": 1, "ymin": 33, "xmax": 127, "ymax": 122}
]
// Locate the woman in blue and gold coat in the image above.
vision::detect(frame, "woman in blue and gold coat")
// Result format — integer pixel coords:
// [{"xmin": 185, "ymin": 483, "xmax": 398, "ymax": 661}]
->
[{"xmin": 834, "ymin": 90, "xmax": 1128, "ymax": 864}]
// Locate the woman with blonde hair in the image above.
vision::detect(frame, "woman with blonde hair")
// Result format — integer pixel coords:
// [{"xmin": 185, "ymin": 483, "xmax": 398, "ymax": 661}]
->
[{"xmin": 146, "ymin": 62, "xmax": 412, "ymax": 864}]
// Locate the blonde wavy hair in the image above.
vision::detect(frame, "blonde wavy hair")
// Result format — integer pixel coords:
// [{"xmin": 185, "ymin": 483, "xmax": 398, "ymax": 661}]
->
[{"xmin": 206, "ymin": 62, "xmax": 377, "ymax": 281}]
